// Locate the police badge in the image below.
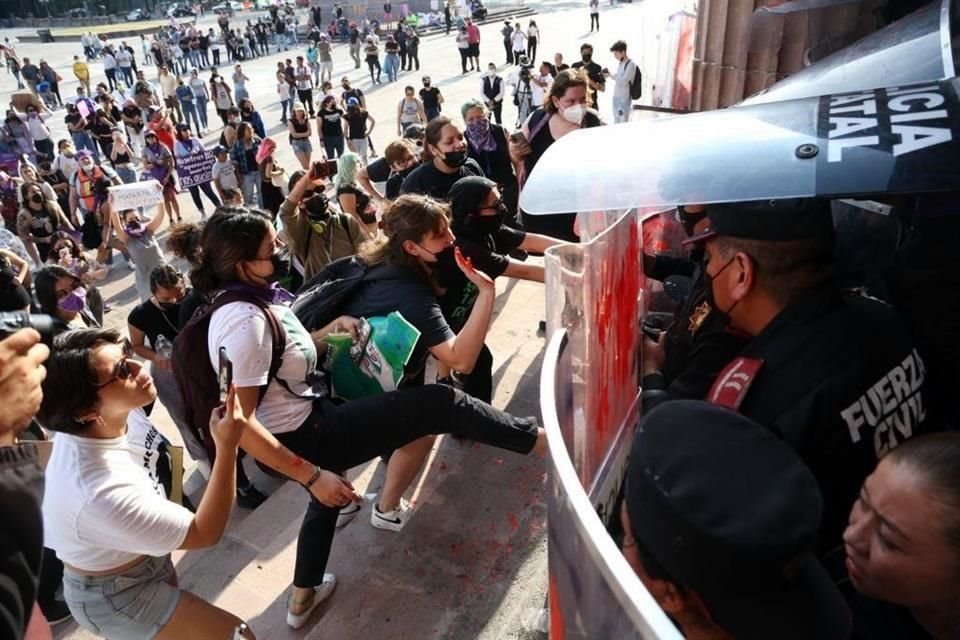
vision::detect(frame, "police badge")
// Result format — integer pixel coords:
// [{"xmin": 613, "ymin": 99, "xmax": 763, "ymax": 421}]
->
[{"xmin": 688, "ymin": 301, "xmax": 711, "ymax": 334}]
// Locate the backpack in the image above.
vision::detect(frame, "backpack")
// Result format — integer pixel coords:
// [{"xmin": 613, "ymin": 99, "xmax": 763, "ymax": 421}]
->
[
  {"xmin": 292, "ymin": 255, "xmax": 377, "ymax": 331},
  {"xmin": 172, "ymin": 291, "xmax": 286, "ymax": 462},
  {"xmin": 629, "ymin": 61, "xmax": 642, "ymax": 100}
]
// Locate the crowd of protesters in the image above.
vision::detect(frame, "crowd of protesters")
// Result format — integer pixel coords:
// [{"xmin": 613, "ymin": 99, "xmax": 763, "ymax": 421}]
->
[{"xmin": 0, "ymin": 1, "xmax": 697, "ymax": 638}]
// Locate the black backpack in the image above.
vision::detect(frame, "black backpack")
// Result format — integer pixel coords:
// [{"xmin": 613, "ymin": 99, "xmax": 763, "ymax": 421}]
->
[
  {"xmin": 292, "ymin": 255, "xmax": 379, "ymax": 331},
  {"xmin": 172, "ymin": 291, "xmax": 286, "ymax": 462},
  {"xmin": 629, "ymin": 61, "xmax": 643, "ymax": 101}
]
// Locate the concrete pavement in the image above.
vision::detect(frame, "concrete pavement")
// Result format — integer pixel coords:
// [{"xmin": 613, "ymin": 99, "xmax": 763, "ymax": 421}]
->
[{"xmin": 0, "ymin": 1, "xmax": 682, "ymax": 637}]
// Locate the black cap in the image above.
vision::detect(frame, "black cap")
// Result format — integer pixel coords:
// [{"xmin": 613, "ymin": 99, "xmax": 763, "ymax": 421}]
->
[
  {"xmin": 684, "ymin": 198, "xmax": 833, "ymax": 245},
  {"xmin": 625, "ymin": 401, "xmax": 851, "ymax": 640},
  {"xmin": 175, "ymin": 122, "xmax": 191, "ymax": 131}
]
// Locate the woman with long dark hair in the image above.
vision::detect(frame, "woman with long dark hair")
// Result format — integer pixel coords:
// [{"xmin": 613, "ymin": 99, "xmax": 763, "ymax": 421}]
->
[{"xmin": 188, "ymin": 207, "xmax": 544, "ymax": 629}]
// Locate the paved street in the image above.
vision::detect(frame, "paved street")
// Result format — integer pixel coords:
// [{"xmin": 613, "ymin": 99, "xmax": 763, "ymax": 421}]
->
[{"xmin": 1, "ymin": 1, "xmax": 677, "ymax": 637}]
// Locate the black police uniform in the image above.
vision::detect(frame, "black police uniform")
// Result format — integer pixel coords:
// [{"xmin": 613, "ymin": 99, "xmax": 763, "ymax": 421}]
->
[
  {"xmin": 695, "ymin": 200, "xmax": 935, "ymax": 567},
  {"xmin": 723, "ymin": 284, "xmax": 932, "ymax": 557}
]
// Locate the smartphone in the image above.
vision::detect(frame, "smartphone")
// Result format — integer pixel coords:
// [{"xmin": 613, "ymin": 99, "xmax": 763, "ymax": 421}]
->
[
  {"xmin": 509, "ymin": 131, "xmax": 528, "ymax": 146},
  {"xmin": 311, "ymin": 158, "xmax": 339, "ymax": 180},
  {"xmin": 218, "ymin": 346, "xmax": 233, "ymax": 404}
]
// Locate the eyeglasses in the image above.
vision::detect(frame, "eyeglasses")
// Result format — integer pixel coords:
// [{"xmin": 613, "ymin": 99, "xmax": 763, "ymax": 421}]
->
[{"xmin": 94, "ymin": 339, "xmax": 137, "ymax": 389}]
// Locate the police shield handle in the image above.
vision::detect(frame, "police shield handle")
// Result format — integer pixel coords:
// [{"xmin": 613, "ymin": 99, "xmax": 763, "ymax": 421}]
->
[{"xmin": 108, "ymin": 180, "xmax": 164, "ymax": 211}]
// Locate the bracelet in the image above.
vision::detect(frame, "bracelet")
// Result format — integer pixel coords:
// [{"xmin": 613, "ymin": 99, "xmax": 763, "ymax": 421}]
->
[{"xmin": 303, "ymin": 466, "xmax": 323, "ymax": 490}]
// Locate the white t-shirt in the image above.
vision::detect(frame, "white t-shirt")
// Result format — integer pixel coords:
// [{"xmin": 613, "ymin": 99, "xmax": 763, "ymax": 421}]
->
[
  {"xmin": 53, "ymin": 154, "xmax": 79, "ymax": 182},
  {"xmin": 531, "ymin": 73, "xmax": 550, "ymax": 107},
  {"xmin": 41, "ymin": 412, "xmax": 193, "ymax": 572},
  {"xmin": 101, "ymin": 53, "xmax": 117, "ymax": 70},
  {"xmin": 207, "ymin": 300, "xmax": 318, "ymax": 434},
  {"xmin": 116, "ymin": 49, "xmax": 133, "ymax": 67},
  {"xmin": 278, "ymin": 81, "xmax": 291, "ymax": 101},
  {"xmin": 511, "ymin": 31, "xmax": 526, "ymax": 52},
  {"xmin": 212, "ymin": 159, "xmax": 239, "ymax": 190}
]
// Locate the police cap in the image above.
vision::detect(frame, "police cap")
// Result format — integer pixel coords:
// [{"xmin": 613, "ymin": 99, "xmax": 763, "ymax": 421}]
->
[
  {"xmin": 624, "ymin": 400, "xmax": 851, "ymax": 640},
  {"xmin": 684, "ymin": 198, "xmax": 833, "ymax": 245}
]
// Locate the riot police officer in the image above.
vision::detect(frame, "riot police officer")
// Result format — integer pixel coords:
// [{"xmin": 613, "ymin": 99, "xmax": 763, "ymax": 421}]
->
[
  {"xmin": 686, "ymin": 198, "xmax": 937, "ymax": 567},
  {"xmin": 641, "ymin": 205, "xmax": 749, "ymax": 409}
]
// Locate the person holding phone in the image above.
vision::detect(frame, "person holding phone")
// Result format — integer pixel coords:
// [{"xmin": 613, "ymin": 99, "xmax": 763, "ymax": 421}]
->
[
  {"xmin": 39, "ymin": 328, "xmax": 256, "ymax": 639},
  {"xmin": 191, "ymin": 207, "xmax": 546, "ymax": 629}
]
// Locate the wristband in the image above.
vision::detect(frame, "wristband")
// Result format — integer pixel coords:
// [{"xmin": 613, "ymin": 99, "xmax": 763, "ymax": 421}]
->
[{"xmin": 303, "ymin": 466, "xmax": 323, "ymax": 490}]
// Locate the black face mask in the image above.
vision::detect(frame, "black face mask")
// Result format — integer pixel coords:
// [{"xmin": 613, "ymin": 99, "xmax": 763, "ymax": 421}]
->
[
  {"xmin": 29, "ymin": 193, "xmax": 43, "ymax": 205},
  {"xmin": 268, "ymin": 247, "xmax": 292, "ymax": 282},
  {"xmin": 303, "ymin": 192, "xmax": 329, "ymax": 219},
  {"xmin": 157, "ymin": 300, "xmax": 179, "ymax": 311},
  {"xmin": 442, "ymin": 151, "xmax": 467, "ymax": 168},
  {"xmin": 582, "ymin": 53, "xmax": 592, "ymax": 63},
  {"xmin": 703, "ymin": 255, "xmax": 737, "ymax": 325}
]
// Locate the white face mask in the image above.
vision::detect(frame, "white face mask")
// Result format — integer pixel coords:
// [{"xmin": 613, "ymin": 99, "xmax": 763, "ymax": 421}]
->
[
  {"xmin": 561, "ymin": 104, "xmax": 585, "ymax": 125},
  {"xmin": 487, "ymin": 69, "xmax": 496, "ymax": 77}
]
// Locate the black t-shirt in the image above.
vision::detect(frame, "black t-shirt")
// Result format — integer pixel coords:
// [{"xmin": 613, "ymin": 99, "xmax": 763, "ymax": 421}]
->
[
  {"xmin": 340, "ymin": 263, "xmax": 455, "ymax": 382},
  {"xmin": 400, "ymin": 159, "xmax": 483, "ymax": 200},
  {"xmin": 344, "ymin": 110, "xmax": 368, "ymax": 139},
  {"xmin": 438, "ymin": 225, "xmax": 525, "ymax": 331},
  {"xmin": 318, "ymin": 108, "xmax": 344, "ymax": 137},
  {"xmin": 336, "ymin": 184, "xmax": 372, "ymax": 222},
  {"xmin": 341, "ymin": 87, "xmax": 364, "ymax": 105},
  {"xmin": 419, "ymin": 86, "xmax": 441, "ymax": 111},
  {"xmin": 728, "ymin": 286, "xmax": 934, "ymax": 560},
  {"xmin": 128, "ymin": 297, "xmax": 183, "ymax": 349},
  {"xmin": 844, "ymin": 586, "xmax": 933, "ymax": 640},
  {"xmin": 365, "ymin": 156, "xmax": 390, "ymax": 182},
  {"xmin": 385, "ymin": 171, "xmax": 408, "ymax": 198}
]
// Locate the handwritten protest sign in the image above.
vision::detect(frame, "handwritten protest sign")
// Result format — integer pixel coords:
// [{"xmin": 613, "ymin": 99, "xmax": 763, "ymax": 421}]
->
[
  {"xmin": 108, "ymin": 180, "xmax": 164, "ymax": 210},
  {"xmin": 176, "ymin": 150, "xmax": 216, "ymax": 189}
]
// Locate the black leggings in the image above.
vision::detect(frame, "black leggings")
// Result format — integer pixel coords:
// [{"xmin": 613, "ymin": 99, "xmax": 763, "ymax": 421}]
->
[
  {"xmin": 188, "ymin": 181, "xmax": 222, "ymax": 215},
  {"xmin": 366, "ymin": 55, "xmax": 381, "ymax": 83},
  {"xmin": 276, "ymin": 384, "xmax": 538, "ymax": 588}
]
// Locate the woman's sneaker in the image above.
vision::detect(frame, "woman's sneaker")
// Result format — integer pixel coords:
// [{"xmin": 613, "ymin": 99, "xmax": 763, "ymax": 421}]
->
[
  {"xmin": 286, "ymin": 574, "xmax": 336, "ymax": 629},
  {"xmin": 336, "ymin": 501, "xmax": 361, "ymax": 528},
  {"xmin": 371, "ymin": 498, "xmax": 412, "ymax": 532}
]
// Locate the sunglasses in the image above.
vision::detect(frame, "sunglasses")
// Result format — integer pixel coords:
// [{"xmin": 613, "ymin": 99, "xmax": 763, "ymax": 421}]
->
[{"xmin": 94, "ymin": 339, "xmax": 137, "ymax": 389}]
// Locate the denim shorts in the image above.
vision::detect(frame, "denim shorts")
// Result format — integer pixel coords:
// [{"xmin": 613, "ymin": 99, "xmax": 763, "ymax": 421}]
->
[
  {"xmin": 63, "ymin": 554, "xmax": 181, "ymax": 639},
  {"xmin": 291, "ymin": 138, "xmax": 313, "ymax": 154}
]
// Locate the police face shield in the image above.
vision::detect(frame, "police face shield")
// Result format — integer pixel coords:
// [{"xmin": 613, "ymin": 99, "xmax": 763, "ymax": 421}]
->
[{"xmin": 520, "ymin": 77, "xmax": 960, "ymax": 217}]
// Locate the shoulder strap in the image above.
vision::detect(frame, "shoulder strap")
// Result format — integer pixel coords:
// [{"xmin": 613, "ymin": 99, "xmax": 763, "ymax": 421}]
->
[
  {"xmin": 528, "ymin": 109, "xmax": 551, "ymax": 143},
  {"xmin": 204, "ymin": 291, "xmax": 290, "ymax": 404}
]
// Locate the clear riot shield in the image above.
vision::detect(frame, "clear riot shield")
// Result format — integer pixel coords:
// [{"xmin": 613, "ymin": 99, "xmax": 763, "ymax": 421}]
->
[
  {"xmin": 542, "ymin": 208, "xmax": 689, "ymax": 639},
  {"xmin": 521, "ymin": 78, "xmax": 960, "ymax": 216}
]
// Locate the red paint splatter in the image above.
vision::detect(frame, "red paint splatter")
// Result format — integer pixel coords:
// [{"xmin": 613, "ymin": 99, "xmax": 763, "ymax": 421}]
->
[{"xmin": 507, "ymin": 512, "xmax": 519, "ymax": 531}]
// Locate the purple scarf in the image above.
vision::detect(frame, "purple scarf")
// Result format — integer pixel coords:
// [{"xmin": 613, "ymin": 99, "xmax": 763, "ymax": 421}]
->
[
  {"xmin": 465, "ymin": 118, "xmax": 497, "ymax": 153},
  {"xmin": 223, "ymin": 281, "xmax": 296, "ymax": 305}
]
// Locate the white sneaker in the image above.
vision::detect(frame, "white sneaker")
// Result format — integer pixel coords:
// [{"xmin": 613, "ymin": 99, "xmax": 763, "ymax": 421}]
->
[
  {"xmin": 336, "ymin": 501, "xmax": 361, "ymax": 528},
  {"xmin": 371, "ymin": 498, "xmax": 412, "ymax": 532},
  {"xmin": 125, "ymin": 258, "xmax": 136, "ymax": 271},
  {"xmin": 286, "ymin": 574, "xmax": 336, "ymax": 629}
]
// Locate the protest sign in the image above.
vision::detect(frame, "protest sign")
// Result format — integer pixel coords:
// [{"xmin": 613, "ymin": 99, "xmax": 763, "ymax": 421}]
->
[
  {"xmin": 108, "ymin": 180, "xmax": 164, "ymax": 210},
  {"xmin": 176, "ymin": 150, "xmax": 215, "ymax": 189}
]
